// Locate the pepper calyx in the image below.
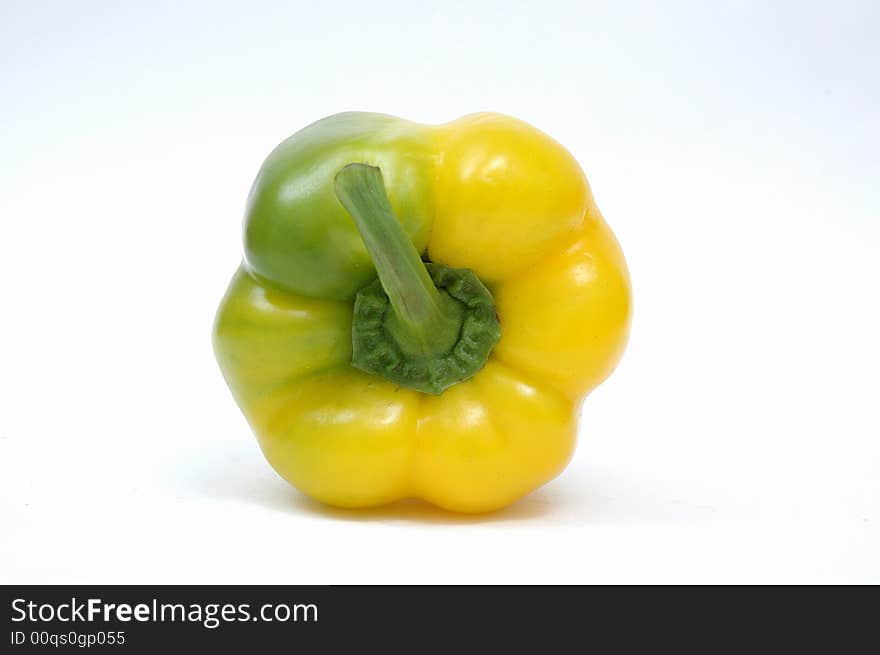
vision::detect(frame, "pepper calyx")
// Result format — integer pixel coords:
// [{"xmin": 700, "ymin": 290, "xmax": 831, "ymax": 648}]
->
[{"xmin": 335, "ymin": 163, "xmax": 500, "ymax": 394}]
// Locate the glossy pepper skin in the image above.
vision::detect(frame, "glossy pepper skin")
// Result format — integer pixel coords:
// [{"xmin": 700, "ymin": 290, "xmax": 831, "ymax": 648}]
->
[{"xmin": 214, "ymin": 112, "xmax": 631, "ymax": 513}]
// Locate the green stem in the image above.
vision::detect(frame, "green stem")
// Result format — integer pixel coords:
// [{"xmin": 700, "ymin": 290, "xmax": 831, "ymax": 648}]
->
[{"xmin": 334, "ymin": 163, "xmax": 462, "ymax": 358}]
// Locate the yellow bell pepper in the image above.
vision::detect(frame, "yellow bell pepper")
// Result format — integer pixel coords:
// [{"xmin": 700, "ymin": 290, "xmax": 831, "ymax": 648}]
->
[{"xmin": 214, "ymin": 112, "xmax": 631, "ymax": 513}]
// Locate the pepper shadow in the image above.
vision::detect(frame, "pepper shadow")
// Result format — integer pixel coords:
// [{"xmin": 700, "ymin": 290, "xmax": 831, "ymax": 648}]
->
[
  {"xmin": 176, "ymin": 440, "xmax": 711, "ymax": 526},
  {"xmin": 279, "ymin": 490, "xmax": 558, "ymax": 524}
]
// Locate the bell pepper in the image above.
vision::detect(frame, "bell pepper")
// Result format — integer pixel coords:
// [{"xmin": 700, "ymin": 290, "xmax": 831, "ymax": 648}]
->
[{"xmin": 213, "ymin": 112, "xmax": 631, "ymax": 513}]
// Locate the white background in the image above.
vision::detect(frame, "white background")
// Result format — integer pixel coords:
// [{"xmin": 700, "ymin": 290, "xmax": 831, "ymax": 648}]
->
[{"xmin": 1, "ymin": 1, "xmax": 877, "ymax": 583}]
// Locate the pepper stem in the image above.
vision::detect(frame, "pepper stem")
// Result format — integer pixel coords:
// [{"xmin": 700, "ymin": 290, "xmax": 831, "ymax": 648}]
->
[{"xmin": 334, "ymin": 163, "xmax": 462, "ymax": 358}]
